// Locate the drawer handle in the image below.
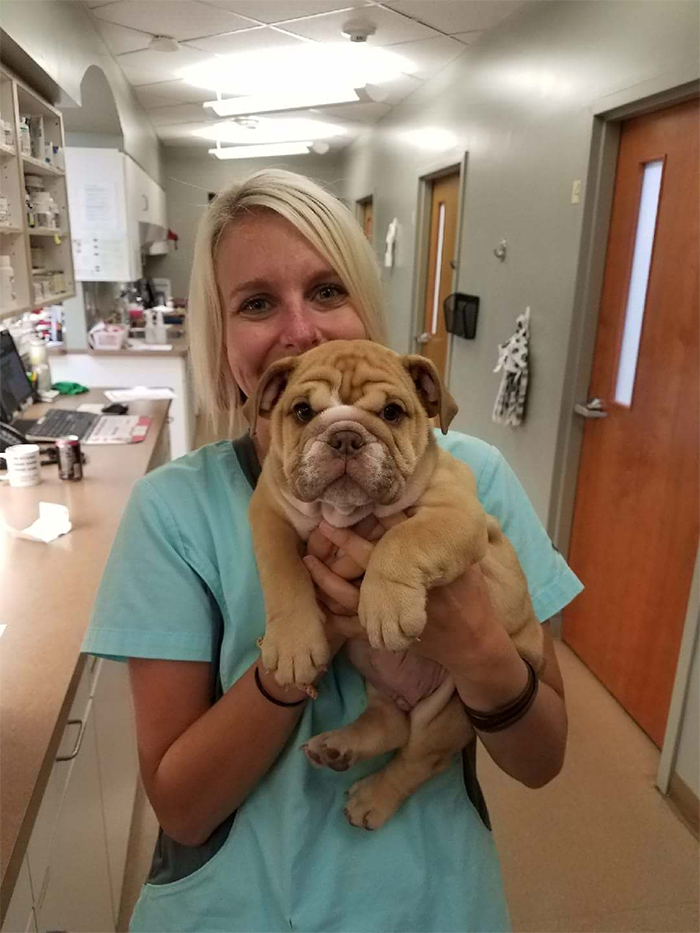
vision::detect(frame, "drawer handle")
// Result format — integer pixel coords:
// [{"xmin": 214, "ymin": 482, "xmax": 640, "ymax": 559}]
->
[{"xmin": 56, "ymin": 717, "xmax": 86, "ymax": 761}]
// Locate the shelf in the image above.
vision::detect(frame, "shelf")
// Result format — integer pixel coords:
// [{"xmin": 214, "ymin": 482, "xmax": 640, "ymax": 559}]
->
[
  {"xmin": 0, "ymin": 143, "xmax": 16, "ymax": 157},
  {"xmin": 29, "ymin": 228, "xmax": 68, "ymax": 238},
  {"xmin": 0, "ymin": 225, "xmax": 23, "ymax": 235},
  {"xmin": 21, "ymin": 154, "xmax": 65, "ymax": 177}
]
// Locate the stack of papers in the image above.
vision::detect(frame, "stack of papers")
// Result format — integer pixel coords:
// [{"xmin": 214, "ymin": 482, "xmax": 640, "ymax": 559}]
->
[{"xmin": 104, "ymin": 387, "xmax": 176, "ymax": 401}]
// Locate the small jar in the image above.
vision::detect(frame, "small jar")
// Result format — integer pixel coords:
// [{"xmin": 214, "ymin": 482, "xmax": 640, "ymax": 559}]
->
[
  {"xmin": 0, "ymin": 255, "xmax": 17, "ymax": 309},
  {"xmin": 0, "ymin": 194, "xmax": 10, "ymax": 226}
]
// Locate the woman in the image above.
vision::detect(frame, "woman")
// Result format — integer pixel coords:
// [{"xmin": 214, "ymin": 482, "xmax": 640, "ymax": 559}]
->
[{"xmin": 83, "ymin": 169, "xmax": 582, "ymax": 932}]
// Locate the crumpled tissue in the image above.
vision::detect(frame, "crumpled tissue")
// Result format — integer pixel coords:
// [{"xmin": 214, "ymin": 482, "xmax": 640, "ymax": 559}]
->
[{"xmin": 3, "ymin": 502, "xmax": 72, "ymax": 543}]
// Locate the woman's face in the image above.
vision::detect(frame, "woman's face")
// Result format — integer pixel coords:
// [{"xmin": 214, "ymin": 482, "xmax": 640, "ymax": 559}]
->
[{"xmin": 216, "ymin": 211, "xmax": 367, "ymax": 402}]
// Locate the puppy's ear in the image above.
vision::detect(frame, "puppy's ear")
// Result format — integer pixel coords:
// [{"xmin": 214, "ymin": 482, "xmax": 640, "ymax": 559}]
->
[
  {"xmin": 245, "ymin": 356, "xmax": 298, "ymax": 436},
  {"xmin": 402, "ymin": 355, "xmax": 458, "ymax": 435}
]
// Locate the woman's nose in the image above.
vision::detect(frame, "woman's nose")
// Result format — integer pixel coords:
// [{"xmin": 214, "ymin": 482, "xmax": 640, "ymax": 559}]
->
[{"xmin": 280, "ymin": 302, "xmax": 322, "ymax": 352}]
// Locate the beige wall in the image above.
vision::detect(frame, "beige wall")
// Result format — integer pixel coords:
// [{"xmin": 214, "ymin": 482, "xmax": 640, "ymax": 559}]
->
[
  {"xmin": 340, "ymin": 0, "xmax": 698, "ymax": 526},
  {"xmin": 0, "ymin": 0, "xmax": 161, "ymax": 182}
]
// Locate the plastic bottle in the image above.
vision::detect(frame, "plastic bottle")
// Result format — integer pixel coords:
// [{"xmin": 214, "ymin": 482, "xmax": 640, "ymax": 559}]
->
[
  {"xmin": 154, "ymin": 308, "xmax": 167, "ymax": 344},
  {"xmin": 0, "ymin": 255, "xmax": 16, "ymax": 309},
  {"xmin": 144, "ymin": 308, "xmax": 157, "ymax": 344},
  {"xmin": 28, "ymin": 335, "xmax": 52, "ymax": 393}
]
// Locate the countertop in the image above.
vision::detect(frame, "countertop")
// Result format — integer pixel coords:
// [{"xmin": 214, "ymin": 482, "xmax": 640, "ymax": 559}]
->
[
  {"xmin": 0, "ymin": 391, "xmax": 171, "ymax": 914},
  {"xmin": 49, "ymin": 334, "xmax": 189, "ymax": 358}
]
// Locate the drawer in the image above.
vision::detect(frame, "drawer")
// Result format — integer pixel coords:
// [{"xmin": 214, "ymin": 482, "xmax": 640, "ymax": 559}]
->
[{"xmin": 25, "ymin": 658, "xmax": 101, "ymax": 905}]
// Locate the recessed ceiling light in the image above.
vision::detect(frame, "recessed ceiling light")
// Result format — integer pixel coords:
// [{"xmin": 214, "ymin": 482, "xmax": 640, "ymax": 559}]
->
[
  {"xmin": 195, "ymin": 116, "xmax": 345, "ymax": 145},
  {"xmin": 181, "ymin": 43, "xmax": 414, "ymax": 96},
  {"xmin": 209, "ymin": 141, "xmax": 314, "ymax": 160},
  {"xmin": 148, "ymin": 35, "xmax": 182, "ymax": 52}
]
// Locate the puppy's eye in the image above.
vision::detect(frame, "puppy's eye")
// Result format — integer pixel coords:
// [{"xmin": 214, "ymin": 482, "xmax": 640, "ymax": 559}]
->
[
  {"xmin": 293, "ymin": 402, "xmax": 314, "ymax": 423},
  {"xmin": 381, "ymin": 403, "xmax": 404, "ymax": 423}
]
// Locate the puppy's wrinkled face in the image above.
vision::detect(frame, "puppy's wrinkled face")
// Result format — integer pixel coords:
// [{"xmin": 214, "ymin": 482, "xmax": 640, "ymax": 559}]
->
[{"xmin": 252, "ymin": 340, "xmax": 457, "ymax": 512}]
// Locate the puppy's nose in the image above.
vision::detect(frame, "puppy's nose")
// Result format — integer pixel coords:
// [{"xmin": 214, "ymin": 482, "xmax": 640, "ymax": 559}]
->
[{"xmin": 328, "ymin": 430, "xmax": 364, "ymax": 456}]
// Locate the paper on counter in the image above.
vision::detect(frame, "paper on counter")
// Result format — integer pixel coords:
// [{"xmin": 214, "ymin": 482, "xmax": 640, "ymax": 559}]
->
[
  {"xmin": 2, "ymin": 502, "xmax": 72, "ymax": 543},
  {"xmin": 104, "ymin": 387, "xmax": 176, "ymax": 401},
  {"xmin": 127, "ymin": 342, "xmax": 173, "ymax": 351}
]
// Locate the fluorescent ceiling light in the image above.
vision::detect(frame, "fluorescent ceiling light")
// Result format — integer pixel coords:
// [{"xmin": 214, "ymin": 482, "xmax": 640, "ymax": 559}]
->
[
  {"xmin": 204, "ymin": 86, "xmax": 360, "ymax": 117},
  {"xmin": 195, "ymin": 117, "xmax": 345, "ymax": 144},
  {"xmin": 209, "ymin": 141, "xmax": 314, "ymax": 160},
  {"xmin": 181, "ymin": 43, "xmax": 415, "ymax": 96}
]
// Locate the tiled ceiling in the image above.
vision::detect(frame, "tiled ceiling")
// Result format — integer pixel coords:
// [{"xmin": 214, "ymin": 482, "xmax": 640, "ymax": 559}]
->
[{"xmin": 83, "ymin": 0, "xmax": 527, "ymax": 149}]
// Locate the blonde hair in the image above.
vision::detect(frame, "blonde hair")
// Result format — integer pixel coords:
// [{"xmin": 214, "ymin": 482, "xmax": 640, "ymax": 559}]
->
[{"xmin": 188, "ymin": 169, "xmax": 388, "ymax": 433}]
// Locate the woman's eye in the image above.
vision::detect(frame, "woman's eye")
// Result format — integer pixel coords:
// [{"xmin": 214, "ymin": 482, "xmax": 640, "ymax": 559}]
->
[
  {"xmin": 315, "ymin": 284, "xmax": 346, "ymax": 302},
  {"xmin": 239, "ymin": 296, "xmax": 270, "ymax": 315},
  {"xmin": 293, "ymin": 402, "xmax": 314, "ymax": 423},
  {"xmin": 381, "ymin": 404, "xmax": 404, "ymax": 423}
]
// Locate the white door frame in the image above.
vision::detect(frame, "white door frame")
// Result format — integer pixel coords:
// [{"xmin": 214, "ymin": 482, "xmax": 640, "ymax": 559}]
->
[{"xmin": 549, "ymin": 72, "xmax": 699, "ymax": 791}]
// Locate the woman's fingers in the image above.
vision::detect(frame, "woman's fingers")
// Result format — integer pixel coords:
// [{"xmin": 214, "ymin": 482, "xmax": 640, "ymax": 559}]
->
[
  {"xmin": 306, "ymin": 526, "xmax": 337, "ymax": 563},
  {"xmin": 304, "ymin": 555, "xmax": 360, "ymax": 613},
  {"xmin": 317, "ymin": 521, "xmax": 376, "ymax": 572}
]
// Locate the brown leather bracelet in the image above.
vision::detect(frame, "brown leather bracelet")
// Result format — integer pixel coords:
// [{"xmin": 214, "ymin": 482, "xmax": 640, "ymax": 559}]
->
[
  {"xmin": 254, "ymin": 665, "xmax": 306, "ymax": 708},
  {"xmin": 462, "ymin": 658, "xmax": 539, "ymax": 733}
]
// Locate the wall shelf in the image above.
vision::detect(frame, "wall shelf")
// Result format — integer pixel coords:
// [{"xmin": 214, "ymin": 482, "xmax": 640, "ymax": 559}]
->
[{"xmin": 0, "ymin": 65, "xmax": 74, "ymax": 320}]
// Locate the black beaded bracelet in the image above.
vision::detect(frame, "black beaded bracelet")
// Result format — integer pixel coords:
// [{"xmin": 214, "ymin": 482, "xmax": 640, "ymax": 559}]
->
[
  {"xmin": 462, "ymin": 657, "xmax": 539, "ymax": 733},
  {"xmin": 254, "ymin": 665, "xmax": 306, "ymax": 708}
]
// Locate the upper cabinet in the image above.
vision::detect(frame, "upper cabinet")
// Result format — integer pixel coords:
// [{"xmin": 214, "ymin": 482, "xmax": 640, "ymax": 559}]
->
[
  {"xmin": 0, "ymin": 66, "xmax": 76, "ymax": 321},
  {"xmin": 66, "ymin": 148, "xmax": 167, "ymax": 283}
]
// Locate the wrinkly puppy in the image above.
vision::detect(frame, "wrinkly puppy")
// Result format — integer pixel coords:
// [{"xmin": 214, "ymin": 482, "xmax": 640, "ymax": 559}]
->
[{"xmin": 248, "ymin": 339, "xmax": 543, "ymax": 829}]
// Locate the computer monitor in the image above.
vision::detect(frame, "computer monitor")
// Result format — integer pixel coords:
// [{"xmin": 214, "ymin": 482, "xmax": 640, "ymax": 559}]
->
[{"xmin": 0, "ymin": 330, "xmax": 34, "ymax": 423}]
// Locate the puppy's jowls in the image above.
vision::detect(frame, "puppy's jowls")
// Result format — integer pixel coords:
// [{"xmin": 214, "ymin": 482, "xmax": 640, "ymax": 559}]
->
[{"xmin": 247, "ymin": 340, "xmax": 543, "ymax": 829}]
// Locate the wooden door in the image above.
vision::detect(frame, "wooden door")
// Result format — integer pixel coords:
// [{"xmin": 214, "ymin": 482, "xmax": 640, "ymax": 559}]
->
[
  {"xmin": 562, "ymin": 99, "xmax": 699, "ymax": 748},
  {"xmin": 418, "ymin": 171, "xmax": 460, "ymax": 382}
]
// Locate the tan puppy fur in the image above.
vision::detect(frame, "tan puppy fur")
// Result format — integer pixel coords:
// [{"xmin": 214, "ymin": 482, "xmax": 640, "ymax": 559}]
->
[{"xmin": 248, "ymin": 340, "xmax": 543, "ymax": 828}]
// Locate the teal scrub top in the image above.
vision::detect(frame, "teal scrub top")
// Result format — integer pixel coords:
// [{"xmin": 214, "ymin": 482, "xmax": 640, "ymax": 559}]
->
[{"xmin": 83, "ymin": 431, "xmax": 583, "ymax": 933}]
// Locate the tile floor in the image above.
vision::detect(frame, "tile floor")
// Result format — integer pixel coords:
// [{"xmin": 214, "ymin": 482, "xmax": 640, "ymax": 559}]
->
[{"xmin": 118, "ymin": 643, "xmax": 699, "ymax": 933}]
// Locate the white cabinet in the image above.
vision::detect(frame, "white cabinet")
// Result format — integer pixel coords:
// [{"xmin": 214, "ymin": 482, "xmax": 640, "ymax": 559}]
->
[
  {"xmin": 65, "ymin": 148, "xmax": 166, "ymax": 283},
  {"xmin": 9, "ymin": 657, "xmax": 141, "ymax": 933},
  {"xmin": 35, "ymin": 707, "xmax": 115, "ymax": 933},
  {"xmin": 92, "ymin": 661, "xmax": 139, "ymax": 926}
]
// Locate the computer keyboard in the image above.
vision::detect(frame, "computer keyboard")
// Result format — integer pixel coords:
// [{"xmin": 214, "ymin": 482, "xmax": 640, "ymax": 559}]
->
[{"xmin": 17, "ymin": 408, "xmax": 99, "ymax": 440}]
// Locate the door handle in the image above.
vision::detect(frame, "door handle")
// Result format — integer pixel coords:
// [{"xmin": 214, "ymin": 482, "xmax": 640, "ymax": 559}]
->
[
  {"xmin": 416, "ymin": 332, "xmax": 431, "ymax": 346},
  {"xmin": 56, "ymin": 716, "xmax": 88, "ymax": 761},
  {"xmin": 574, "ymin": 397, "xmax": 608, "ymax": 419}
]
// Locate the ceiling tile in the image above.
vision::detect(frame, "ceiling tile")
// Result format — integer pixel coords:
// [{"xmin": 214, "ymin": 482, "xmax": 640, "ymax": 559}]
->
[
  {"xmin": 186, "ymin": 25, "xmax": 305, "ymax": 55},
  {"xmin": 117, "ymin": 45, "xmax": 213, "ymax": 85},
  {"xmin": 200, "ymin": 1, "xmax": 369, "ymax": 24},
  {"xmin": 383, "ymin": 0, "xmax": 525, "ymax": 35},
  {"xmin": 146, "ymin": 103, "xmax": 216, "ymax": 126},
  {"xmin": 95, "ymin": 19, "xmax": 152, "ymax": 55},
  {"xmin": 278, "ymin": 4, "xmax": 438, "ymax": 45},
  {"xmin": 452, "ymin": 30, "xmax": 484, "ymax": 47},
  {"xmin": 388, "ymin": 35, "xmax": 465, "ymax": 81},
  {"xmin": 94, "ymin": 0, "xmax": 257, "ymax": 41},
  {"xmin": 134, "ymin": 81, "xmax": 214, "ymax": 106}
]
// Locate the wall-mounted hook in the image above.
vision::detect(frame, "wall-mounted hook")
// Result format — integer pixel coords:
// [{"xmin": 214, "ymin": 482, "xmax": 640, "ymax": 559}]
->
[{"xmin": 493, "ymin": 239, "xmax": 507, "ymax": 261}]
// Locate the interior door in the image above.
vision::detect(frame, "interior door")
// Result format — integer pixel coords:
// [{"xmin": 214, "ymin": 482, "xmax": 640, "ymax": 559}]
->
[
  {"xmin": 358, "ymin": 197, "xmax": 373, "ymax": 240},
  {"xmin": 417, "ymin": 171, "xmax": 460, "ymax": 382},
  {"xmin": 562, "ymin": 98, "xmax": 699, "ymax": 748}
]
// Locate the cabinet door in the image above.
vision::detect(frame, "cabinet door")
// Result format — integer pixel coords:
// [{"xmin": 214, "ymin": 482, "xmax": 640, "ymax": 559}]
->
[
  {"xmin": 35, "ymin": 703, "xmax": 115, "ymax": 933},
  {"xmin": 92, "ymin": 660, "xmax": 139, "ymax": 926}
]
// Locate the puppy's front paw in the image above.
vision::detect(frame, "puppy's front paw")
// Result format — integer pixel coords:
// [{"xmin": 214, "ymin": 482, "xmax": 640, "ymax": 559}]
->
[
  {"xmin": 259, "ymin": 617, "xmax": 329, "ymax": 690},
  {"xmin": 358, "ymin": 574, "xmax": 426, "ymax": 651},
  {"xmin": 302, "ymin": 731, "xmax": 357, "ymax": 771}
]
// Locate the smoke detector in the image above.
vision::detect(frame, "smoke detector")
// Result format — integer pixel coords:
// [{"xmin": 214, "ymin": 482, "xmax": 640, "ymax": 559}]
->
[{"xmin": 341, "ymin": 20, "xmax": 376, "ymax": 42}]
